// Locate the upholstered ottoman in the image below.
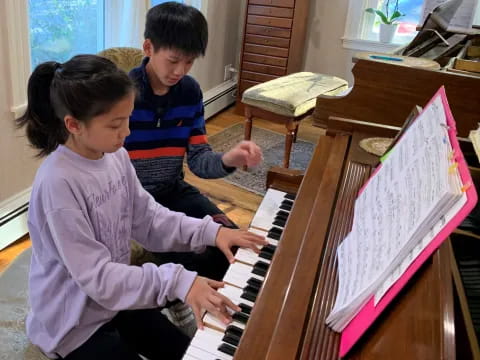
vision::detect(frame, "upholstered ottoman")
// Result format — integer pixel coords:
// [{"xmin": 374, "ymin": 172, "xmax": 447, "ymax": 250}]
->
[{"xmin": 241, "ymin": 72, "xmax": 348, "ymax": 168}]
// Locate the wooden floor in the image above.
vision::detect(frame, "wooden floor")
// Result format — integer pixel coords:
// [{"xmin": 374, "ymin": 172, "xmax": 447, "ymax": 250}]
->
[{"xmin": 0, "ymin": 105, "xmax": 324, "ymax": 273}]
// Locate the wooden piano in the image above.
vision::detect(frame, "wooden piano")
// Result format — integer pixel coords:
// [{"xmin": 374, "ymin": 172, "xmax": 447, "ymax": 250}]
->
[
  {"xmin": 312, "ymin": 1, "xmax": 480, "ymax": 138},
  {"xmin": 228, "ymin": 119, "xmax": 475, "ymax": 359},
  {"xmin": 184, "ymin": 117, "xmax": 479, "ymax": 359}
]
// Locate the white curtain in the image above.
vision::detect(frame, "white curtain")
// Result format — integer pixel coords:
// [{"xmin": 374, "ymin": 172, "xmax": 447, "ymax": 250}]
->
[{"xmin": 104, "ymin": 0, "xmax": 149, "ymax": 49}]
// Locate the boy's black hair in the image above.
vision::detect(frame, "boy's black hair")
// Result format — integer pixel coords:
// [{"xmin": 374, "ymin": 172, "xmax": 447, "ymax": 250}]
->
[
  {"xmin": 145, "ymin": 2, "xmax": 208, "ymax": 57},
  {"xmin": 16, "ymin": 55, "xmax": 134, "ymax": 157}
]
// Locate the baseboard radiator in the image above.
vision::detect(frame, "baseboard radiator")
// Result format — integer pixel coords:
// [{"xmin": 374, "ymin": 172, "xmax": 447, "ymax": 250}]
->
[
  {"xmin": 203, "ymin": 79, "xmax": 237, "ymax": 120},
  {"xmin": 0, "ymin": 80, "xmax": 238, "ymax": 250},
  {"xmin": 0, "ymin": 188, "xmax": 30, "ymax": 250}
]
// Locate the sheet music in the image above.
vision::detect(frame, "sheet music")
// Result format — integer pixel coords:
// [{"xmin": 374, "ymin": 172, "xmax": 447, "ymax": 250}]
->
[
  {"xmin": 327, "ymin": 95, "xmax": 463, "ymax": 331},
  {"xmin": 421, "ymin": 0, "xmax": 479, "ymax": 30},
  {"xmin": 374, "ymin": 192, "xmax": 466, "ymax": 304}
]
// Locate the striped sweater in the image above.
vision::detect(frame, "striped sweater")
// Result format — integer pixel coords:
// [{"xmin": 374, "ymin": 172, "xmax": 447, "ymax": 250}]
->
[{"xmin": 126, "ymin": 58, "xmax": 233, "ymax": 195}]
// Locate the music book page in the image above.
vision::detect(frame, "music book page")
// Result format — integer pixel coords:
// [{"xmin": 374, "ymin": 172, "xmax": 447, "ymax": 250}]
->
[{"xmin": 327, "ymin": 94, "xmax": 464, "ymax": 331}]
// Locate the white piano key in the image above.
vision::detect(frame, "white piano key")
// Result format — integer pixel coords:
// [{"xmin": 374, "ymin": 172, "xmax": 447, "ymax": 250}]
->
[
  {"xmin": 188, "ymin": 327, "xmax": 233, "ymax": 360},
  {"xmin": 204, "ymin": 313, "xmax": 246, "ymax": 332},
  {"xmin": 223, "ymin": 262, "xmax": 263, "ymax": 289},
  {"xmin": 250, "ymin": 188, "xmax": 289, "ymax": 231},
  {"xmin": 182, "ymin": 353, "xmax": 201, "ymax": 360},
  {"xmin": 219, "ymin": 284, "xmax": 255, "ymax": 308},
  {"xmin": 248, "ymin": 227, "xmax": 279, "ymax": 245},
  {"xmin": 235, "ymin": 248, "xmax": 272, "ymax": 266}
]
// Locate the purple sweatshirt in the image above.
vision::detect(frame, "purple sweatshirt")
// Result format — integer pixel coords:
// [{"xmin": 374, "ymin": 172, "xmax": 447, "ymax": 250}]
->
[{"xmin": 26, "ymin": 145, "xmax": 220, "ymax": 358}]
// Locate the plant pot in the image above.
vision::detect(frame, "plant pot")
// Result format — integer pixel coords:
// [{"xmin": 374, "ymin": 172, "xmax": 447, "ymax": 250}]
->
[{"xmin": 379, "ymin": 23, "xmax": 397, "ymax": 43}]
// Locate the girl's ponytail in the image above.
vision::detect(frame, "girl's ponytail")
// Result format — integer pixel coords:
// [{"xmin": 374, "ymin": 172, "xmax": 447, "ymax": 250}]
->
[
  {"xmin": 17, "ymin": 55, "xmax": 133, "ymax": 157},
  {"xmin": 16, "ymin": 62, "xmax": 68, "ymax": 157}
]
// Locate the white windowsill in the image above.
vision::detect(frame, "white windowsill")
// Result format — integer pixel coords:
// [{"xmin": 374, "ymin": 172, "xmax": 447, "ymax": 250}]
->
[{"xmin": 342, "ymin": 37, "xmax": 404, "ymax": 53}]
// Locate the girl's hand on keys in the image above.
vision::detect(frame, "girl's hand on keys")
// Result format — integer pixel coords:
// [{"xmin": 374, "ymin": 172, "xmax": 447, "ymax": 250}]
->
[
  {"xmin": 215, "ymin": 228, "xmax": 268, "ymax": 263},
  {"xmin": 185, "ymin": 276, "xmax": 241, "ymax": 330}
]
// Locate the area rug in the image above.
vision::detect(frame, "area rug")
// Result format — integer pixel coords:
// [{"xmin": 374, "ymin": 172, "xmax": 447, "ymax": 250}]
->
[
  {"xmin": 209, "ymin": 123, "xmax": 315, "ymax": 195},
  {"xmin": 0, "ymin": 247, "xmax": 48, "ymax": 360}
]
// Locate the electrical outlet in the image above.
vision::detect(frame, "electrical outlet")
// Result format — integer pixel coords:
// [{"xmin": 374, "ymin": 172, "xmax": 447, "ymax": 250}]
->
[{"xmin": 224, "ymin": 64, "xmax": 233, "ymax": 81}]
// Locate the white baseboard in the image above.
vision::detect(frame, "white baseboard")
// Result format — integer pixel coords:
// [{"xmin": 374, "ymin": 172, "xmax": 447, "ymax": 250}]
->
[
  {"xmin": 203, "ymin": 79, "xmax": 237, "ymax": 120},
  {"xmin": 0, "ymin": 187, "xmax": 31, "ymax": 250}
]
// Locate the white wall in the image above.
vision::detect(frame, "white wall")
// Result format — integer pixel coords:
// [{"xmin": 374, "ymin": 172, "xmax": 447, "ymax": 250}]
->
[
  {"xmin": 303, "ymin": 0, "xmax": 355, "ymax": 85},
  {"xmin": 190, "ymin": 0, "xmax": 244, "ymax": 92}
]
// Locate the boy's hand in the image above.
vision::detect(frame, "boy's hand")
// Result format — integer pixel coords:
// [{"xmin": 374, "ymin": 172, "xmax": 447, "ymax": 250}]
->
[
  {"xmin": 215, "ymin": 227, "xmax": 268, "ymax": 264},
  {"xmin": 222, "ymin": 140, "xmax": 262, "ymax": 168},
  {"xmin": 185, "ymin": 276, "xmax": 241, "ymax": 330}
]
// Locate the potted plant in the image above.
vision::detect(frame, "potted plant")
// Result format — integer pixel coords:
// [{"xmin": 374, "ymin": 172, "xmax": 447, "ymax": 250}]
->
[{"xmin": 365, "ymin": 0, "xmax": 405, "ymax": 43}]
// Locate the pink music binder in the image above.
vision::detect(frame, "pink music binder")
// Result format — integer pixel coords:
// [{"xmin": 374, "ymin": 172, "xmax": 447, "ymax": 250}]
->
[{"xmin": 338, "ymin": 86, "xmax": 478, "ymax": 357}]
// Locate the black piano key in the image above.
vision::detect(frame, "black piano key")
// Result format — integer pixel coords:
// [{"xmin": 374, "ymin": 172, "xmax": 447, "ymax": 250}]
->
[
  {"xmin": 285, "ymin": 193, "xmax": 296, "ymax": 201},
  {"xmin": 263, "ymin": 244, "xmax": 277, "ymax": 253},
  {"xmin": 241, "ymin": 289, "xmax": 257, "ymax": 302},
  {"xmin": 267, "ymin": 231, "xmax": 281, "ymax": 241},
  {"xmin": 218, "ymin": 343, "xmax": 236, "ymax": 356},
  {"xmin": 244, "ymin": 284, "xmax": 259, "ymax": 295},
  {"xmin": 281, "ymin": 199, "xmax": 294, "ymax": 207},
  {"xmin": 252, "ymin": 261, "xmax": 269, "ymax": 277},
  {"xmin": 239, "ymin": 302, "xmax": 253, "ymax": 315},
  {"xmin": 273, "ymin": 218, "xmax": 286, "ymax": 227},
  {"xmin": 226, "ymin": 324, "xmax": 244, "ymax": 337},
  {"xmin": 232, "ymin": 311, "xmax": 249, "ymax": 324},
  {"xmin": 269, "ymin": 226, "xmax": 283, "ymax": 235},
  {"xmin": 247, "ymin": 277, "xmax": 263, "ymax": 290},
  {"xmin": 259, "ymin": 250, "xmax": 273, "ymax": 260},
  {"xmin": 280, "ymin": 203, "xmax": 292, "ymax": 211},
  {"xmin": 276, "ymin": 210, "xmax": 290, "ymax": 218},
  {"xmin": 275, "ymin": 211, "xmax": 289, "ymax": 219},
  {"xmin": 222, "ymin": 333, "xmax": 240, "ymax": 347}
]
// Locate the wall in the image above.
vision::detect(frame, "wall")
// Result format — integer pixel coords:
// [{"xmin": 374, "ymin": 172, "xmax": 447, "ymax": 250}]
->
[
  {"xmin": 190, "ymin": 0, "xmax": 244, "ymax": 92},
  {"xmin": 0, "ymin": 3, "xmax": 40, "ymax": 203},
  {"xmin": 303, "ymin": 0, "xmax": 355, "ymax": 85}
]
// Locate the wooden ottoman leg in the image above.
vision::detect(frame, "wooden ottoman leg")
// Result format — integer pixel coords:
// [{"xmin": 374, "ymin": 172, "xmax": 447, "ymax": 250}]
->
[
  {"xmin": 243, "ymin": 105, "xmax": 253, "ymax": 170},
  {"xmin": 284, "ymin": 118, "xmax": 296, "ymax": 168},
  {"xmin": 293, "ymin": 123, "xmax": 299, "ymax": 143}
]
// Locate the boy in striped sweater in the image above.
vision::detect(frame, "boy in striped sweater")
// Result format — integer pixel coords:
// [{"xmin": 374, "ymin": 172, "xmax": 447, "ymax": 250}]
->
[{"xmin": 125, "ymin": 2, "xmax": 262, "ymax": 283}]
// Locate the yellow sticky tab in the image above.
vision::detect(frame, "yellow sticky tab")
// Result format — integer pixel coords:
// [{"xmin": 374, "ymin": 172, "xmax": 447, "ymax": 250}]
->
[{"xmin": 448, "ymin": 162, "xmax": 458, "ymax": 174}]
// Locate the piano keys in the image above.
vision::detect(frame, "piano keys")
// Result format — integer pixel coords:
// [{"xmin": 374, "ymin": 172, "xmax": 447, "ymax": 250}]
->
[{"xmin": 183, "ymin": 189, "xmax": 296, "ymax": 359}]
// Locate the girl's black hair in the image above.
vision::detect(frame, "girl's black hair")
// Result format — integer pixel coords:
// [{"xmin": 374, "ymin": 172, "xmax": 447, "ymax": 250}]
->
[
  {"xmin": 16, "ymin": 54, "xmax": 134, "ymax": 157},
  {"xmin": 145, "ymin": 2, "xmax": 208, "ymax": 57}
]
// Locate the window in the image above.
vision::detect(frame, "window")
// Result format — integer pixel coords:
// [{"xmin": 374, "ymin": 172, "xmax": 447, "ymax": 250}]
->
[
  {"xmin": 28, "ymin": 0, "xmax": 105, "ymax": 69},
  {"xmin": 151, "ymin": 0, "xmax": 184, "ymax": 5},
  {"xmin": 344, "ymin": 0, "xmax": 480, "ymax": 52},
  {"xmin": 364, "ymin": 0, "xmax": 423, "ymax": 44}
]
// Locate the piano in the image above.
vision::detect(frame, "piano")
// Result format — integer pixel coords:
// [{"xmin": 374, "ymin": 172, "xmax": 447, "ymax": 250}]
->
[
  {"xmin": 312, "ymin": 1, "xmax": 480, "ymax": 138},
  {"xmin": 183, "ymin": 116, "xmax": 479, "ymax": 359}
]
